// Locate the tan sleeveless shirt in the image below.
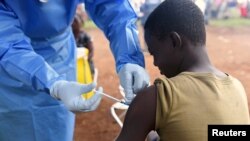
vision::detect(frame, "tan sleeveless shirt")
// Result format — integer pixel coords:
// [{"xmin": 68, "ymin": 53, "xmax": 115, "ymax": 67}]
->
[{"xmin": 154, "ymin": 72, "xmax": 250, "ymax": 141}]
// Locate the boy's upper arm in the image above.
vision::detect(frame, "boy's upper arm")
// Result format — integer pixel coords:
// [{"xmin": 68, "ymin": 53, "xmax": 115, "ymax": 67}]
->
[{"xmin": 116, "ymin": 85, "xmax": 157, "ymax": 141}]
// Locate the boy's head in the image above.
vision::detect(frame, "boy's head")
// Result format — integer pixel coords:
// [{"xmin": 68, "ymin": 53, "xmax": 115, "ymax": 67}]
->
[{"xmin": 144, "ymin": 0, "xmax": 206, "ymax": 77}]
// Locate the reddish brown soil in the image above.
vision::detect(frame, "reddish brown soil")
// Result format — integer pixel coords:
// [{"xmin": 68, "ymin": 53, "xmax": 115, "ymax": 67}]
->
[{"xmin": 74, "ymin": 26, "xmax": 250, "ymax": 141}]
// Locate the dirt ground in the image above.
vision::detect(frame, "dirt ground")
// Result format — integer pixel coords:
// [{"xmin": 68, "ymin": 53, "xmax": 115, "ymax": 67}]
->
[{"xmin": 73, "ymin": 25, "xmax": 250, "ymax": 141}]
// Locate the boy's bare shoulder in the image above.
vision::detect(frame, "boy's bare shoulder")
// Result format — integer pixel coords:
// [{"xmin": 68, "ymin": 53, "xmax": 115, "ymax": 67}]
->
[{"xmin": 137, "ymin": 85, "xmax": 156, "ymax": 96}]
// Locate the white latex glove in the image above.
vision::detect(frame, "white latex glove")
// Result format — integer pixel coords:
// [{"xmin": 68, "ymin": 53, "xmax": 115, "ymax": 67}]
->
[
  {"xmin": 118, "ymin": 63, "xmax": 150, "ymax": 104},
  {"xmin": 50, "ymin": 80, "xmax": 102, "ymax": 112}
]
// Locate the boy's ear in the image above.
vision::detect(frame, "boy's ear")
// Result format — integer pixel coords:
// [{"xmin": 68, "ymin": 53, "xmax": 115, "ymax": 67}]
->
[{"xmin": 170, "ymin": 32, "xmax": 182, "ymax": 48}]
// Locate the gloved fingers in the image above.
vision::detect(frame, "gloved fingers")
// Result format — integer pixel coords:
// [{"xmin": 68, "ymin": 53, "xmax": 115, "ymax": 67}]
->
[
  {"xmin": 124, "ymin": 92, "xmax": 135, "ymax": 104},
  {"xmin": 119, "ymin": 64, "xmax": 148, "ymax": 104},
  {"xmin": 50, "ymin": 80, "xmax": 68, "ymax": 99},
  {"xmin": 86, "ymin": 87, "xmax": 103, "ymax": 111},
  {"xmin": 119, "ymin": 71, "xmax": 132, "ymax": 88},
  {"xmin": 119, "ymin": 72, "xmax": 134, "ymax": 104},
  {"xmin": 133, "ymin": 71, "xmax": 150, "ymax": 93},
  {"xmin": 133, "ymin": 72, "xmax": 144, "ymax": 93},
  {"xmin": 95, "ymin": 87, "xmax": 103, "ymax": 94},
  {"xmin": 76, "ymin": 87, "xmax": 103, "ymax": 112},
  {"xmin": 121, "ymin": 74, "xmax": 134, "ymax": 104},
  {"xmin": 79, "ymin": 82, "xmax": 96, "ymax": 94}
]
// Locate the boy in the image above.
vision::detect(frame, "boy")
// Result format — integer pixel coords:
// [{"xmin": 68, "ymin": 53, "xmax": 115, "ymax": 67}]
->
[{"xmin": 116, "ymin": 0, "xmax": 250, "ymax": 141}]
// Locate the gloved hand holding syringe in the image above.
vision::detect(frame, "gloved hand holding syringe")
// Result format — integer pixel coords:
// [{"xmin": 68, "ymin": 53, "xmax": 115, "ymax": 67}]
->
[
  {"xmin": 92, "ymin": 69, "xmax": 128, "ymax": 106},
  {"xmin": 93, "ymin": 90, "xmax": 129, "ymax": 105}
]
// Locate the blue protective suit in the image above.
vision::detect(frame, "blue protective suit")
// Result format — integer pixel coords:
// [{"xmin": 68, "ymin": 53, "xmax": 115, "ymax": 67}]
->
[
  {"xmin": 85, "ymin": 0, "xmax": 145, "ymax": 71},
  {"xmin": 0, "ymin": 0, "xmax": 144, "ymax": 141}
]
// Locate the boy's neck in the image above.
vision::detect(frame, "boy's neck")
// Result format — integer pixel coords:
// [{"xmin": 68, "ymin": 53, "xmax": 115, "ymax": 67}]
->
[{"xmin": 179, "ymin": 44, "xmax": 226, "ymax": 78}]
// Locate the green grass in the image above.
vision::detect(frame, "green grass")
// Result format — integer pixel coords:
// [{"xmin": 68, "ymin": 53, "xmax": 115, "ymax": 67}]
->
[
  {"xmin": 83, "ymin": 20, "xmax": 97, "ymax": 29},
  {"xmin": 82, "ymin": 17, "xmax": 250, "ymax": 28},
  {"xmin": 210, "ymin": 18, "xmax": 250, "ymax": 27}
]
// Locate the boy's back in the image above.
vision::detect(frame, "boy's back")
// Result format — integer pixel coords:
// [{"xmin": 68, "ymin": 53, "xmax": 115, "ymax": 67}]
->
[{"xmin": 155, "ymin": 72, "xmax": 250, "ymax": 141}]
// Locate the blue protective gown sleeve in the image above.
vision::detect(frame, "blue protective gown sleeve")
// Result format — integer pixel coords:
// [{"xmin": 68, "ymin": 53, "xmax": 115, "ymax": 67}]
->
[
  {"xmin": 0, "ymin": 2, "xmax": 62, "ymax": 93},
  {"xmin": 84, "ymin": 0, "xmax": 145, "ymax": 72}
]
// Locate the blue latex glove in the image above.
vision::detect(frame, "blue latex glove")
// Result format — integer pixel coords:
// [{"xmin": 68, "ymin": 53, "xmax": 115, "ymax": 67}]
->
[
  {"xmin": 50, "ymin": 81, "xmax": 103, "ymax": 112},
  {"xmin": 118, "ymin": 63, "xmax": 150, "ymax": 104}
]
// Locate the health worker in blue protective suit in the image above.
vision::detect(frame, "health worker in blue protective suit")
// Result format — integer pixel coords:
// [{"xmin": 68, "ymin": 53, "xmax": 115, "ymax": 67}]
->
[{"xmin": 0, "ymin": 0, "xmax": 149, "ymax": 141}]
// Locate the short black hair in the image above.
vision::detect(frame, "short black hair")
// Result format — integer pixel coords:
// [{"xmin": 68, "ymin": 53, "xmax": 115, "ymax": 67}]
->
[{"xmin": 144, "ymin": 0, "xmax": 206, "ymax": 45}]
